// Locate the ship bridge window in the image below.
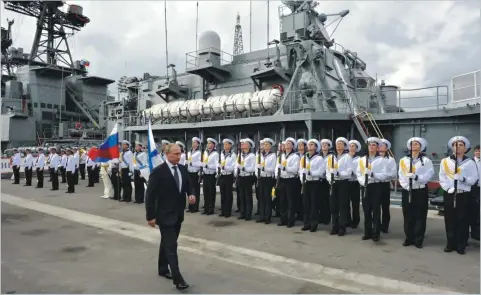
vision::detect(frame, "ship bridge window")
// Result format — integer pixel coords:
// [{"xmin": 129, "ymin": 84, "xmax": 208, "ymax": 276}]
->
[
  {"xmin": 356, "ymin": 78, "xmax": 368, "ymax": 89},
  {"xmin": 40, "ymin": 103, "xmax": 46, "ymax": 108},
  {"xmin": 47, "ymin": 103, "xmax": 52, "ymax": 109},
  {"xmin": 34, "ymin": 102, "xmax": 38, "ymax": 108}
]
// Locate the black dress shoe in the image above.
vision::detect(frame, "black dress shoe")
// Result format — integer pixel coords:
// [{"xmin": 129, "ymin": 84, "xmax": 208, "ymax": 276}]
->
[
  {"xmin": 414, "ymin": 243, "xmax": 423, "ymax": 249},
  {"xmin": 362, "ymin": 235, "xmax": 371, "ymax": 240},
  {"xmin": 381, "ymin": 229, "xmax": 389, "ymax": 233},
  {"xmin": 310, "ymin": 228, "xmax": 317, "ymax": 232},
  {"xmin": 402, "ymin": 240, "xmax": 412, "ymax": 247},
  {"xmin": 338, "ymin": 229, "xmax": 345, "ymax": 236},
  {"xmin": 444, "ymin": 246, "xmax": 453, "ymax": 253},
  {"xmin": 158, "ymin": 272, "xmax": 173, "ymax": 279},
  {"xmin": 237, "ymin": 216, "xmax": 245, "ymax": 220},
  {"xmin": 456, "ymin": 249, "xmax": 465, "ymax": 255},
  {"xmin": 372, "ymin": 236, "xmax": 380, "ymax": 242},
  {"xmin": 330, "ymin": 229, "xmax": 338, "ymax": 235},
  {"xmin": 218, "ymin": 213, "xmax": 224, "ymax": 217},
  {"xmin": 264, "ymin": 220, "xmax": 271, "ymax": 224},
  {"xmin": 256, "ymin": 219, "xmax": 265, "ymax": 223},
  {"xmin": 176, "ymin": 281, "xmax": 189, "ymax": 290},
  {"xmin": 277, "ymin": 222, "xmax": 286, "ymax": 226},
  {"xmin": 301, "ymin": 227, "xmax": 310, "ymax": 231}
]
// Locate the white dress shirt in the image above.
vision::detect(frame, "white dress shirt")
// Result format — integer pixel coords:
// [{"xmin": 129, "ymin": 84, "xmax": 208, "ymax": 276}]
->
[
  {"xmin": 35, "ymin": 153, "xmax": 46, "ymax": 170},
  {"xmin": 217, "ymin": 150, "xmax": 237, "ymax": 174},
  {"xmin": 59, "ymin": 155, "xmax": 67, "ymax": 168},
  {"xmin": 24, "ymin": 154, "xmax": 34, "ymax": 170},
  {"xmin": 236, "ymin": 152, "xmax": 256, "ymax": 177},
  {"xmin": 166, "ymin": 159, "xmax": 182, "ymax": 193},
  {"xmin": 12, "ymin": 152, "xmax": 21, "ymax": 166},
  {"xmin": 66, "ymin": 155, "xmax": 76, "ymax": 172},
  {"xmin": 187, "ymin": 149, "xmax": 202, "ymax": 173},
  {"xmin": 49, "ymin": 154, "xmax": 60, "ymax": 171},
  {"xmin": 203, "ymin": 149, "xmax": 219, "ymax": 175},
  {"xmin": 120, "ymin": 150, "xmax": 134, "ymax": 173},
  {"xmin": 326, "ymin": 152, "xmax": 353, "ymax": 184},
  {"xmin": 276, "ymin": 151, "xmax": 300, "ymax": 179},
  {"xmin": 398, "ymin": 155, "xmax": 434, "ymax": 190},
  {"xmin": 260, "ymin": 151, "xmax": 277, "ymax": 177},
  {"xmin": 356, "ymin": 155, "xmax": 389, "ymax": 187},
  {"xmin": 439, "ymin": 156, "xmax": 479, "ymax": 192},
  {"xmin": 300, "ymin": 153, "xmax": 326, "ymax": 181}
]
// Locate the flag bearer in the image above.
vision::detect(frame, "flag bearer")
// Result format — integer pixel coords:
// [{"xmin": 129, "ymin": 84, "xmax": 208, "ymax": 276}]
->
[
  {"xmin": 398, "ymin": 137, "xmax": 434, "ymax": 248},
  {"xmin": 66, "ymin": 148, "xmax": 76, "ymax": 193},
  {"xmin": 301, "ymin": 139, "xmax": 325, "ymax": 232},
  {"xmin": 276, "ymin": 137, "xmax": 300, "ymax": 227},
  {"xmin": 59, "ymin": 149, "xmax": 67, "ymax": 183},
  {"xmin": 236, "ymin": 138, "xmax": 256, "ymax": 220},
  {"xmin": 23, "ymin": 149, "xmax": 33, "ymax": 186},
  {"xmin": 296, "ymin": 138, "xmax": 308, "ymax": 222},
  {"xmin": 439, "ymin": 136, "xmax": 479, "ymax": 254},
  {"xmin": 347, "ymin": 140, "xmax": 361, "ymax": 229},
  {"xmin": 11, "ymin": 148, "xmax": 21, "ymax": 184},
  {"xmin": 379, "ymin": 138, "xmax": 397, "ymax": 233},
  {"xmin": 356, "ymin": 137, "xmax": 388, "ymax": 242},
  {"xmin": 186, "ymin": 137, "xmax": 202, "ymax": 213},
  {"xmin": 257, "ymin": 138, "xmax": 277, "ymax": 224},
  {"xmin": 79, "ymin": 148, "xmax": 87, "ymax": 180},
  {"xmin": 470, "ymin": 145, "xmax": 480, "ymax": 241},
  {"xmin": 49, "ymin": 147, "xmax": 60, "ymax": 191},
  {"xmin": 326, "ymin": 137, "xmax": 353, "ymax": 236},
  {"xmin": 319, "ymin": 139, "xmax": 333, "ymax": 225},
  {"xmin": 101, "ymin": 160, "xmax": 114, "ymax": 199},
  {"xmin": 133, "ymin": 141, "xmax": 147, "ymax": 203},
  {"xmin": 120, "ymin": 140, "xmax": 134, "ymax": 202},
  {"xmin": 35, "ymin": 147, "xmax": 46, "ymax": 188},
  {"xmin": 86, "ymin": 149, "xmax": 96, "ymax": 187},
  {"xmin": 218, "ymin": 138, "xmax": 236, "ymax": 217},
  {"xmin": 202, "ymin": 138, "xmax": 219, "ymax": 215}
]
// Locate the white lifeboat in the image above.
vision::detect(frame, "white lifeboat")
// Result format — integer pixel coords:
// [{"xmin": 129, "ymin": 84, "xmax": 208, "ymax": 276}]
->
[
  {"xmin": 188, "ymin": 99, "xmax": 204, "ymax": 116},
  {"xmin": 252, "ymin": 89, "xmax": 282, "ymax": 111},
  {"xmin": 168, "ymin": 101, "xmax": 183, "ymax": 118},
  {"xmin": 224, "ymin": 94, "xmax": 236, "ymax": 113},
  {"xmin": 201, "ymin": 96, "xmax": 216, "ymax": 116},
  {"xmin": 213, "ymin": 95, "xmax": 228, "ymax": 114}
]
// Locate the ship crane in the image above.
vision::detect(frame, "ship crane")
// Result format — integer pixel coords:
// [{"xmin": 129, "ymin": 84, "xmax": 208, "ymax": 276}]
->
[
  {"xmin": 1, "ymin": 18, "xmax": 14, "ymax": 77},
  {"xmin": 2, "ymin": 0, "xmax": 90, "ymax": 70}
]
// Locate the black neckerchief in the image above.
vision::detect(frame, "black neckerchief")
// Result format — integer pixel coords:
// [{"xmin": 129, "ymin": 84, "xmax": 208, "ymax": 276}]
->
[
  {"xmin": 308, "ymin": 152, "xmax": 318, "ymax": 160},
  {"xmin": 409, "ymin": 153, "xmax": 425, "ymax": 166},
  {"xmin": 450, "ymin": 154, "xmax": 470, "ymax": 166}
]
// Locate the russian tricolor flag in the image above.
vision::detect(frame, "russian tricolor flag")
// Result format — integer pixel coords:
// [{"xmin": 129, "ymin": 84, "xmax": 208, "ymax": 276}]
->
[
  {"xmin": 96, "ymin": 123, "xmax": 120, "ymax": 163},
  {"xmin": 140, "ymin": 119, "xmax": 162, "ymax": 181}
]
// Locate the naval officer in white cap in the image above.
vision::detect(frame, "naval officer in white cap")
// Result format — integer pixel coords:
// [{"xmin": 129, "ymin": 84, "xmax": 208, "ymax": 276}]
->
[
  {"xmin": 218, "ymin": 137, "xmax": 237, "ymax": 217},
  {"xmin": 186, "ymin": 137, "xmax": 203, "ymax": 213},
  {"xmin": 236, "ymin": 138, "xmax": 256, "ymax": 220},
  {"xmin": 120, "ymin": 140, "xmax": 134, "ymax": 202},
  {"xmin": 319, "ymin": 138, "xmax": 333, "ymax": 225},
  {"xmin": 378, "ymin": 138, "xmax": 397, "ymax": 233},
  {"xmin": 202, "ymin": 137, "xmax": 219, "ymax": 215},
  {"xmin": 257, "ymin": 138, "xmax": 277, "ymax": 224}
]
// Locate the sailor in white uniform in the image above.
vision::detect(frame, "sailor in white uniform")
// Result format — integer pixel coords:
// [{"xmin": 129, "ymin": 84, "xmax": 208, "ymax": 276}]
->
[
  {"xmin": 257, "ymin": 138, "xmax": 277, "ymax": 224},
  {"xmin": 319, "ymin": 139, "xmax": 333, "ymax": 225},
  {"xmin": 277, "ymin": 137, "xmax": 300, "ymax": 227},
  {"xmin": 65, "ymin": 148, "xmax": 77, "ymax": 193},
  {"xmin": 35, "ymin": 147, "xmax": 46, "ymax": 188},
  {"xmin": 79, "ymin": 147, "xmax": 87, "ymax": 180},
  {"xmin": 296, "ymin": 138, "xmax": 308, "ymax": 222},
  {"xmin": 186, "ymin": 137, "xmax": 202, "ymax": 213},
  {"xmin": 301, "ymin": 139, "xmax": 326, "ymax": 232},
  {"xmin": 133, "ymin": 141, "xmax": 148, "ymax": 203},
  {"xmin": 470, "ymin": 144, "xmax": 480, "ymax": 241},
  {"xmin": 110, "ymin": 156, "xmax": 121, "ymax": 200},
  {"xmin": 176, "ymin": 141, "xmax": 187, "ymax": 166},
  {"xmin": 11, "ymin": 148, "xmax": 21, "ymax": 184},
  {"xmin": 379, "ymin": 138, "xmax": 397, "ymax": 233},
  {"xmin": 48, "ymin": 147, "xmax": 60, "ymax": 191},
  {"xmin": 236, "ymin": 138, "xmax": 256, "ymax": 221},
  {"xmin": 347, "ymin": 140, "xmax": 361, "ymax": 229},
  {"xmin": 23, "ymin": 148, "xmax": 34, "ymax": 186},
  {"xmin": 201, "ymin": 138, "xmax": 219, "ymax": 215},
  {"xmin": 73, "ymin": 147, "xmax": 80, "ymax": 185},
  {"xmin": 356, "ymin": 137, "xmax": 389, "ymax": 242},
  {"xmin": 160, "ymin": 140, "xmax": 170, "ymax": 162},
  {"xmin": 255, "ymin": 139, "xmax": 265, "ymax": 216},
  {"xmin": 439, "ymin": 136, "xmax": 479, "ymax": 254},
  {"xmin": 119, "ymin": 140, "xmax": 134, "ymax": 202},
  {"xmin": 217, "ymin": 137, "xmax": 237, "ymax": 218},
  {"xmin": 398, "ymin": 137, "xmax": 434, "ymax": 248},
  {"xmin": 59, "ymin": 149, "xmax": 68, "ymax": 183},
  {"xmin": 86, "ymin": 148, "xmax": 97, "ymax": 187}
]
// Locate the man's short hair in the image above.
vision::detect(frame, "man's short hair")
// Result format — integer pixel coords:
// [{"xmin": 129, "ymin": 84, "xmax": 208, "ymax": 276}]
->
[
  {"xmin": 475, "ymin": 144, "xmax": 480, "ymax": 151},
  {"xmin": 165, "ymin": 143, "xmax": 180, "ymax": 154}
]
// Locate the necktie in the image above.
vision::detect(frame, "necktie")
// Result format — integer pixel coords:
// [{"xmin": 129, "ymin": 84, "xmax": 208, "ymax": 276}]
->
[{"xmin": 172, "ymin": 165, "xmax": 180, "ymax": 192}]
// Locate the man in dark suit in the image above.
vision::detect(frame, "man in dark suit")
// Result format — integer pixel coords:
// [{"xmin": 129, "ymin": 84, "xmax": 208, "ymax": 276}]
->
[{"xmin": 145, "ymin": 143, "xmax": 196, "ymax": 290}]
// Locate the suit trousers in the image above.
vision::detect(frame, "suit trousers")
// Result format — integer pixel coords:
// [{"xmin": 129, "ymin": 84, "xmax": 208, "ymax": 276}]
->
[
  {"xmin": 134, "ymin": 170, "xmax": 145, "ymax": 203},
  {"xmin": 188, "ymin": 172, "xmax": 200, "ymax": 212},
  {"xmin": 121, "ymin": 168, "xmax": 132, "ymax": 202},
  {"xmin": 469, "ymin": 186, "xmax": 480, "ymax": 241},
  {"xmin": 67, "ymin": 171, "xmax": 75, "ymax": 193},
  {"xmin": 347, "ymin": 180, "xmax": 361, "ymax": 228},
  {"xmin": 36, "ymin": 168, "xmax": 44, "ymax": 188},
  {"xmin": 158, "ymin": 223, "xmax": 184, "ymax": 285},
  {"xmin": 303, "ymin": 180, "xmax": 321, "ymax": 230},
  {"xmin": 444, "ymin": 191, "xmax": 470, "ymax": 251},
  {"xmin": 362, "ymin": 182, "xmax": 383, "ymax": 238},
  {"xmin": 380, "ymin": 181, "xmax": 391, "ymax": 232},
  {"xmin": 219, "ymin": 174, "xmax": 234, "ymax": 217},
  {"xmin": 401, "ymin": 187, "xmax": 428, "ymax": 245},
  {"xmin": 13, "ymin": 165, "xmax": 20, "ymax": 183},
  {"xmin": 50, "ymin": 168, "xmax": 59, "ymax": 190}
]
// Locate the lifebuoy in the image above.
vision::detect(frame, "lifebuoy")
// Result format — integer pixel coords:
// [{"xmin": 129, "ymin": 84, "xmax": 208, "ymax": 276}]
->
[{"xmin": 272, "ymin": 84, "xmax": 284, "ymax": 96}]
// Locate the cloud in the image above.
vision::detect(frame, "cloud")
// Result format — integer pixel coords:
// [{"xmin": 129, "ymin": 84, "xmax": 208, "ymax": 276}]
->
[{"xmin": 2, "ymin": 0, "xmax": 479, "ymax": 98}]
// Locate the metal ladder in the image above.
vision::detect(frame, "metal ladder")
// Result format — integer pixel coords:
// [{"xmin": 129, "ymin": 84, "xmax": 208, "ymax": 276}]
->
[
  {"xmin": 65, "ymin": 84, "xmax": 100, "ymax": 129},
  {"xmin": 356, "ymin": 111, "xmax": 394, "ymax": 158}
]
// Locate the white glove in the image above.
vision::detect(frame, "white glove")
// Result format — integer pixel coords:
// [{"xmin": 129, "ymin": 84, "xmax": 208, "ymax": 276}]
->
[
  {"xmin": 453, "ymin": 174, "xmax": 464, "ymax": 181},
  {"xmin": 406, "ymin": 173, "xmax": 415, "ymax": 179},
  {"xmin": 128, "ymin": 172, "xmax": 133, "ymax": 177},
  {"xmin": 447, "ymin": 187, "xmax": 455, "ymax": 194}
]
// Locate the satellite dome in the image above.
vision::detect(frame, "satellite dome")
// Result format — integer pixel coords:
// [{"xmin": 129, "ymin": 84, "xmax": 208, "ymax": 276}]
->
[{"xmin": 198, "ymin": 30, "xmax": 221, "ymax": 55}]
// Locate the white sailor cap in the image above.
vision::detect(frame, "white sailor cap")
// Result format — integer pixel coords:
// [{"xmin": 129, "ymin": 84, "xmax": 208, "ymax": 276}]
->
[
  {"xmin": 50, "ymin": 146, "xmax": 57, "ymax": 150},
  {"xmin": 281, "ymin": 141, "xmax": 285, "ymax": 145},
  {"xmin": 335, "ymin": 137, "xmax": 349, "ymax": 150},
  {"xmin": 349, "ymin": 140, "xmax": 361, "ymax": 152},
  {"xmin": 243, "ymin": 138, "xmax": 255, "ymax": 149},
  {"xmin": 38, "ymin": 147, "xmax": 44, "ymax": 152},
  {"xmin": 175, "ymin": 141, "xmax": 185, "ymax": 149},
  {"xmin": 260, "ymin": 139, "xmax": 265, "ymax": 144},
  {"xmin": 297, "ymin": 138, "xmax": 308, "ymax": 146},
  {"xmin": 284, "ymin": 137, "xmax": 297, "ymax": 149},
  {"xmin": 320, "ymin": 139, "xmax": 332, "ymax": 148},
  {"xmin": 263, "ymin": 138, "xmax": 275, "ymax": 146},
  {"xmin": 72, "ymin": 146, "xmax": 78, "ymax": 149},
  {"xmin": 161, "ymin": 140, "xmax": 170, "ymax": 145},
  {"xmin": 407, "ymin": 137, "xmax": 426, "ymax": 151},
  {"xmin": 207, "ymin": 137, "xmax": 218, "ymax": 146},
  {"xmin": 222, "ymin": 138, "xmax": 234, "ymax": 145},
  {"xmin": 307, "ymin": 139, "xmax": 321, "ymax": 152},
  {"xmin": 380, "ymin": 138, "xmax": 391, "ymax": 150},
  {"xmin": 121, "ymin": 140, "xmax": 130, "ymax": 146},
  {"xmin": 366, "ymin": 137, "xmax": 381, "ymax": 145},
  {"xmin": 135, "ymin": 141, "xmax": 143, "ymax": 147},
  {"xmin": 192, "ymin": 137, "xmax": 201, "ymax": 144},
  {"xmin": 66, "ymin": 148, "xmax": 73, "ymax": 152},
  {"xmin": 448, "ymin": 136, "xmax": 471, "ymax": 151}
]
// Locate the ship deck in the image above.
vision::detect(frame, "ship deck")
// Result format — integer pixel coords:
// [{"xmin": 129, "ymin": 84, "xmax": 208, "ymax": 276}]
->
[{"xmin": 1, "ymin": 180, "xmax": 479, "ymax": 294}]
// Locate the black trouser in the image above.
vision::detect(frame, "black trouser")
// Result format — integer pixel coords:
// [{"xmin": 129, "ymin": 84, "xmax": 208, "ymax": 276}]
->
[
  {"xmin": 401, "ymin": 187, "xmax": 428, "ymax": 245},
  {"xmin": 74, "ymin": 168, "xmax": 79, "ymax": 185},
  {"xmin": 95, "ymin": 166, "xmax": 100, "ymax": 183},
  {"xmin": 330, "ymin": 179, "xmax": 350, "ymax": 233},
  {"xmin": 259, "ymin": 177, "xmax": 275, "ymax": 222},
  {"xmin": 36, "ymin": 168, "xmax": 44, "ymax": 188},
  {"xmin": 362, "ymin": 182, "xmax": 383, "ymax": 238},
  {"xmin": 60, "ymin": 167, "xmax": 66, "ymax": 183},
  {"xmin": 158, "ymin": 223, "xmax": 185, "ymax": 285},
  {"xmin": 12, "ymin": 165, "xmax": 20, "ymax": 183},
  {"xmin": 110, "ymin": 168, "xmax": 121, "ymax": 200},
  {"xmin": 347, "ymin": 181, "xmax": 361, "ymax": 228},
  {"xmin": 202, "ymin": 174, "xmax": 216, "ymax": 214},
  {"xmin": 444, "ymin": 191, "xmax": 470, "ymax": 251},
  {"xmin": 50, "ymin": 168, "xmax": 58, "ymax": 190},
  {"xmin": 469, "ymin": 186, "xmax": 480, "ymax": 241},
  {"xmin": 296, "ymin": 177, "xmax": 303, "ymax": 221},
  {"xmin": 255, "ymin": 178, "xmax": 260, "ymax": 214},
  {"xmin": 380, "ymin": 181, "xmax": 391, "ymax": 232},
  {"xmin": 188, "ymin": 172, "xmax": 200, "ymax": 212},
  {"xmin": 219, "ymin": 174, "xmax": 234, "ymax": 217},
  {"xmin": 319, "ymin": 179, "xmax": 331, "ymax": 224},
  {"xmin": 278, "ymin": 177, "xmax": 299, "ymax": 226},
  {"xmin": 67, "ymin": 171, "xmax": 75, "ymax": 193},
  {"xmin": 25, "ymin": 167, "xmax": 32, "ymax": 185},
  {"xmin": 238, "ymin": 175, "xmax": 255, "ymax": 220},
  {"xmin": 121, "ymin": 168, "xmax": 132, "ymax": 202},
  {"xmin": 236, "ymin": 185, "xmax": 241, "ymax": 212},
  {"xmin": 87, "ymin": 166, "xmax": 95, "ymax": 187},
  {"xmin": 134, "ymin": 170, "xmax": 145, "ymax": 203},
  {"xmin": 79, "ymin": 163, "xmax": 86, "ymax": 179},
  {"xmin": 303, "ymin": 180, "xmax": 321, "ymax": 230}
]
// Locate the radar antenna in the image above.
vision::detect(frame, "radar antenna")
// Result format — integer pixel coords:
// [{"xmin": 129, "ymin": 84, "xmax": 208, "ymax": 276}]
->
[
  {"xmin": 2, "ymin": 1, "xmax": 90, "ymax": 69},
  {"xmin": 233, "ymin": 13, "xmax": 244, "ymax": 56}
]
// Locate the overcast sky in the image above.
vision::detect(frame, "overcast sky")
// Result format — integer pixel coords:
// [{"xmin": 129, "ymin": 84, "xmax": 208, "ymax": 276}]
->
[{"xmin": 2, "ymin": 0, "xmax": 480, "ymax": 97}]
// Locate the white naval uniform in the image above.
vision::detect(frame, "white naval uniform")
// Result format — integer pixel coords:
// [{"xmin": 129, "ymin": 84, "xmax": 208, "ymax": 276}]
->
[
  {"xmin": 217, "ymin": 149, "xmax": 237, "ymax": 216},
  {"xmin": 235, "ymin": 151, "xmax": 256, "ymax": 219},
  {"xmin": 275, "ymin": 151, "xmax": 300, "ymax": 225}
]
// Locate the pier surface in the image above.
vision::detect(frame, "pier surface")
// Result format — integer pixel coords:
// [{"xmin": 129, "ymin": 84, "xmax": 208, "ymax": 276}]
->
[{"xmin": 1, "ymin": 180, "xmax": 479, "ymax": 294}]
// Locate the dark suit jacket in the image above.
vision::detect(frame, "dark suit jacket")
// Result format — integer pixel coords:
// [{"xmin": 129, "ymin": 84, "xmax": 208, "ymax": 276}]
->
[{"xmin": 145, "ymin": 162, "xmax": 194, "ymax": 227}]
